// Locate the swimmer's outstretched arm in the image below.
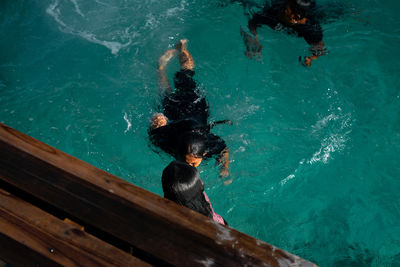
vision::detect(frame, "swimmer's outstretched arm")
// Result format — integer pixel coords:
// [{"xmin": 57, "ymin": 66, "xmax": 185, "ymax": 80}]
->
[
  {"xmin": 218, "ymin": 148, "xmax": 230, "ymax": 178},
  {"xmin": 248, "ymin": 17, "xmax": 259, "ymax": 37},
  {"xmin": 302, "ymin": 41, "xmax": 326, "ymax": 67},
  {"xmin": 158, "ymin": 49, "xmax": 177, "ymax": 93},
  {"xmin": 242, "ymin": 14, "xmax": 263, "ymax": 58}
]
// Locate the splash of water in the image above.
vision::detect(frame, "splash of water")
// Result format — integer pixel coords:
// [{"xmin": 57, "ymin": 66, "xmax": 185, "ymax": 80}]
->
[{"xmin": 46, "ymin": 0, "xmax": 133, "ymax": 55}]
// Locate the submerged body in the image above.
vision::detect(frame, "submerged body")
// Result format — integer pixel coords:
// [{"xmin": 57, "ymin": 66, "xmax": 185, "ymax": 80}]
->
[
  {"xmin": 149, "ymin": 40, "xmax": 230, "ymax": 177},
  {"xmin": 244, "ymin": 0, "xmax": 326, "ymax": 66}
]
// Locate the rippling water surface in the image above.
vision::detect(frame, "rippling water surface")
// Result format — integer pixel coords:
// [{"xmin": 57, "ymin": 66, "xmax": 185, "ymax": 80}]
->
[{"xmin": 1, "ymin": 0, "xmax": 400, "ymax": 265}]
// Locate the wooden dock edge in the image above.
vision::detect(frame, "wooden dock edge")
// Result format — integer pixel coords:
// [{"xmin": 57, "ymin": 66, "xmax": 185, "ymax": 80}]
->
[
  {"xmin": 0, "ymin": 187, "xmax": 150, "ymax": 267},
  {"xmin": 0, "ymin": 123, "xmax": 318, "ymax": 267}
]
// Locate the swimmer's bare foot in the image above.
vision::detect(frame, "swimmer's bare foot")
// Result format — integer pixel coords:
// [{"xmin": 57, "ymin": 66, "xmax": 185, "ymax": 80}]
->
[
  {"xmin": 175, "ymin": 39, "xmax": 194, "ymax": 70},
  {"xmin": 224, "ymin": 179, "xmax": 232, "ymax": 185},
  {"xmin": 158, "ymin": 49, "xmax": 176, "ymax": 70},
  {"xmin": 175, "ymin": 39, "xmax": 188, "ymax": 52}
]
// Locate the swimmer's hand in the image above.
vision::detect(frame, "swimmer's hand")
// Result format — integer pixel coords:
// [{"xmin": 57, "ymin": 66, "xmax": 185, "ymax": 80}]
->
[
  {"xmin": 218, "ymin": 148, "xmax": 230, "ymax": 179},
  {"xmin": 220, "ymin": 167, "xmax": 232, "ymax": 185},
  {"xmin": 219, "ymin": 167, "xmax": 229, "ymax": 178},
  {"xmin": 244, "ymin": 40, "xmax": 262, "ymax": 59},
  {"xmin": 299, "ymin": 42, "xmax": 327, "ymax": 67},
  {"xmin": 241, "ymin": 28, "xmax": 262, "ymax": 59},
  {"xmin": 224, "ymin": 178, "xmax": 233, "ymax": 185},
  {"xmin": 300, "ymin": 56, "xmax": 313, "ymax": 67},
  {"xmin": 300, "ymin": 55, "xmax": 320, "ymax": 67}
]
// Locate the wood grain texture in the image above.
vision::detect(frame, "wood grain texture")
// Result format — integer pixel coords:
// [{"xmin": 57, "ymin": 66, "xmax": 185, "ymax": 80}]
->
[
  {"xmin": 0, "ymin": 123, "xmax": 318, "ymax": 267},
  {"xmin": 0, "ymin": 188, "xmax": 151, "ymax": 267}
]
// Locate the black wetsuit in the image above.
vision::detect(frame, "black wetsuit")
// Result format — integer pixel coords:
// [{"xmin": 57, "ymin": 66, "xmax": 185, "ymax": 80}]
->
[
  {"xmin": 150, "ymin": 70, "xmax": 227, "ymax": 159},
  {"xmin": 249, "ymin": 0, "xmax": 323, "ymax": 45}
]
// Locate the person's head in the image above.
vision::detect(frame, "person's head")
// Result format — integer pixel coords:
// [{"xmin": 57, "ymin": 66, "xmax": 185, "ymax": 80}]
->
[
  {"xmin": 162, "ymin": 161, "xmax": 212, "ymax": 218},
  {"xmin": 150, "ymin": 113, "xmax": 168, "ymax": 130},
  {"xmin": 177, "ymin": 131, "xmax": 206, "ymax": 167}
]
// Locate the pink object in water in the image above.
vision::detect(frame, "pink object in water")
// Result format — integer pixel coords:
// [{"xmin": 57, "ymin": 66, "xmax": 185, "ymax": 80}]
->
[{"xmin": 203, "ymin": 192, "xmax": 225, "ymax": 225}]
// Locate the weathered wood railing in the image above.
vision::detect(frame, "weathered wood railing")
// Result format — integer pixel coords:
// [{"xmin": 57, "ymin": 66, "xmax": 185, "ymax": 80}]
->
[{"xmin": 0, "ymin": 123, "xmax": 317, "ymax": 266}]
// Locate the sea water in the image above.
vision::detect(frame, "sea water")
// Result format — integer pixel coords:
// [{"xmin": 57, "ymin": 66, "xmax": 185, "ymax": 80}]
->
[{"xmin": 1, "ymin": 0, "xmax": 399, "ymax": 266}]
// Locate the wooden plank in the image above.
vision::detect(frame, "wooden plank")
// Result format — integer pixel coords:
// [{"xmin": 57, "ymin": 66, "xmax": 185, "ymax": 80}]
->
[
  {"xmin": 0, "ymin": 188, "xmax": 151, "ymax": 267},
  {"xmin": 0, "ymin": 123, "xmax": 317, "ymax": 267}
]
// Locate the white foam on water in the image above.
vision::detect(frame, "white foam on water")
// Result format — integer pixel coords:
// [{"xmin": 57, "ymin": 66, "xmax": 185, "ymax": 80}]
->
[
  {"xmin": 308, "ymin": 109, "xmax": 352, "ymax": 165},
  {"xmin": 46, "ymin": 0, "xmax": 132, "ymax": 55},
  {"xmin": 281, "ymin": 108, "xmax": 352, "ymax": 187},
  {"xmin": 280, "ymin": 174, "xmax": 295, "ymax": 186},
  {"xmin": 308, "ymin": 133, "xmax": 347, "ymax": 164},
  {"xmin": 70, "ymin": 0, "xmax": 84, "ymax": 17},
  {"xmin": 280, "ymin": 158, "xmax": 305, "ymax": 186},
  {"xmin": 46, "ymin": 1, "xmax": 67, "ymax": 27},
  {"xmin": 77, "ymin": 31, "xmax": 131, "ymax": 55},
  {"xmin": 144, "ymin": 13, "xmax": 160, "ymax": 30},
  {"xmin": 123, "ymin": 112, "xmax": 132, "ymax": 134},
  {"xmin": 311, "ymin": 113, "xmax": 339, "ymax": 132},
  {"xmin": 165, "ymin": 0, "xmax": 187, "ymax": 17},
  {"xmin": 94, "ymin": 0, "xmax": 110, "ymax": 7},
  {"xmin": 306, "ymin": 86, "xmax": 353, "ymax": 166}
]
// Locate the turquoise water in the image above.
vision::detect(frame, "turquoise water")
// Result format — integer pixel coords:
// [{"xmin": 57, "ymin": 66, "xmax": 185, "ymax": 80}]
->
[{"xmin": 1, "ymin": 0, "xmax": 400, "ymax": 265}]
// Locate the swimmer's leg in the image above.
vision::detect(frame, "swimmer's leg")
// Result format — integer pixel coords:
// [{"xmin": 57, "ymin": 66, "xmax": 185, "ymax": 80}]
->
[
  {"xmin": 175, "ymin": 39, "xmax": 194, "ymax": 71},
  {"xmin": 158, "ymin": 49, "xmax": 177, "ymax": 93}
]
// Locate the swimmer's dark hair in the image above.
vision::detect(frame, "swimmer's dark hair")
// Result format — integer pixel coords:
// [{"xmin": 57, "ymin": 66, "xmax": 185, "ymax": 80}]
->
[
  {"xmin": 177, "ymin": 131, "xmax": 206, "ymax": 158},
  {"xmin": 162, "ymin": 161, "xmax": 212, "ymax": 218}
]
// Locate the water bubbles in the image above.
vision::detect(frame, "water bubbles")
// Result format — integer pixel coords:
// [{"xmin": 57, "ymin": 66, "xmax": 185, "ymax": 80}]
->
[
  {"xmin": 123, "ymin": 111, "xmax": 132, "ymax": 134},
  {"xmin": 308, "ymin": 133, "xmax": 348, "ymax": 164},
  {"xmin": 280, "ymin": 174, "xmax": 295, "ymax": 186}
]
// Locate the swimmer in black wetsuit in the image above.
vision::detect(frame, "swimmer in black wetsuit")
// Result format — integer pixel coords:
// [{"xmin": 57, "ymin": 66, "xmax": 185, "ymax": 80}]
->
[
  {"xmin": 243, "ymin": 0, "xmax": 326, "ymax": 66},
  {"xmin": 149, "ymin": 39, "xmax": 230, "ymax": 178}
]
